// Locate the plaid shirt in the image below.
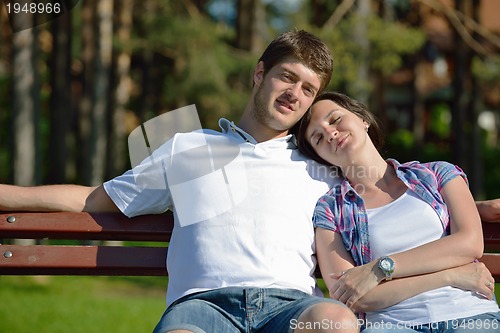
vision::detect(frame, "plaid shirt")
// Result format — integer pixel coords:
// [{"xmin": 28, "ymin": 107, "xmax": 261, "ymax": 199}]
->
[{"xmin": 313, "ymin": 159, "xmax": 466, "ymax": 266}]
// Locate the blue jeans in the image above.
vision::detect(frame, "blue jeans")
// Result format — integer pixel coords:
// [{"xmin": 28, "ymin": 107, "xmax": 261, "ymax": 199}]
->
[
  {"xmin": 153, "ymin": 287, "xmax": 347, "ymax": 333},
  {"xmin": 361, "ymin": 312, "xmax": 500, "ymax": 333}
]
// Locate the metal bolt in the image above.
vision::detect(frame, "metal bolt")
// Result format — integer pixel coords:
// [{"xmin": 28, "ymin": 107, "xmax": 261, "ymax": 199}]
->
[
  {"xmin": 6, "ymin": 216, "xmax": 16, "ymax": 223},
  {"xmin": 3, "ymin": 251, "xmax": 13, "ymax": 258}
]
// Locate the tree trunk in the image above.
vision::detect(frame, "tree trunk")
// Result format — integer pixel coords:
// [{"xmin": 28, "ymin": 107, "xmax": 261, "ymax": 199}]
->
[
  {"xmin": 11, "ymin": 13, "xmax": 39, "ymax": 246},
  {"xmin": 107, "ymin": 0, "xmax": 133, "ymax": 178},
  {"xmin": 412, "ymin": 60, "xmax": 426, "ymax": 160},
  {"xmin": 48, "ymin": 13, "xmax": 72, "ymax": 184},
  {"xmin": 11, "ymin": 14, "xmax": 38, "ymax": 187},
  {"xmin": 468, "ymin": 0, "xmax": 484, "ymax": 198},
  {"xmin": 235, "ymin": 0, "xmax": 266, "ymax": 53},
  {"xmin": 353, "ymin": 0, "xmax": 371, "ymax": 104},
  {"xmin": 90, "ymin": 0, "xmax": 114, "ymax": 185},
  {"xmin": 451, "ymin": 0, "xmax": 472, "ymax": 171},
  {"xmin": 78, "ymin": 0, "xmax": 95, "ymax": 185}
]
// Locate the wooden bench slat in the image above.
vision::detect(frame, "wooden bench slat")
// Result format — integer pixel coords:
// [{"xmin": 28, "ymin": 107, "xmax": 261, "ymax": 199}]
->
[
  {"xmin": 479, "ymin": 253, "xmax": 500, "ymax": 280},
  {"xmin": 483, "ymin": 222, "xmax": 500, "ymax": 252},
  {"xmin": 0, "ymin": 212, "xmax": 173, "ymax": 242},
  {"xmin": 1, "ymin": 212, "xmax": 500, "ymax": 281},
  {"xmin": 0, "ymin": 244, "xmax": 168, "ymax": 276}
]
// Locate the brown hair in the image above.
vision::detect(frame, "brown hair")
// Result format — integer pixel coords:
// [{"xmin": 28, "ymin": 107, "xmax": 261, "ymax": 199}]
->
[
  {"xmin": 293, "ymin": 91, "xmax": 385, "ymax": 166},
  {"xmin": 258, "ymin": 30, "xmax": 333, "ymax": 94}
]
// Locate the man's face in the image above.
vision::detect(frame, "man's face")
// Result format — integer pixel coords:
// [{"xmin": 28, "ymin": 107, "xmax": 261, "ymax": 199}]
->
[{"xmin": 252, "ymin": 58, "xmax": 322, "ymax": 133}]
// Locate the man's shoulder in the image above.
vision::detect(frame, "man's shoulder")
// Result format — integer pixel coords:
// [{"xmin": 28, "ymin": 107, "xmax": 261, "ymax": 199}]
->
[{"xmin": 303, "ymin": 158, "xmax": 342, "ymax": 185}]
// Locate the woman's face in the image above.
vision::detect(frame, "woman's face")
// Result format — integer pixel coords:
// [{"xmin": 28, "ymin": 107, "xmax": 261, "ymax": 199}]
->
[{"xmin": 305, "ymin": 99, "xmax": 369, "ymax": 166}]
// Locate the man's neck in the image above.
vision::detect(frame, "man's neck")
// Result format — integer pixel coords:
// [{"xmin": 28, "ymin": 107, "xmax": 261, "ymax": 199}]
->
[{"xmin": 237, "ymin": 114, "xmax": 289, "ymax": 143}]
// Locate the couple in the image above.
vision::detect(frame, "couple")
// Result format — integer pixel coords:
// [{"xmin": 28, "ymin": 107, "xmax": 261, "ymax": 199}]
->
[{"xmin": 1, "ymin": 30, "xmax": 500, "ymax": 333}]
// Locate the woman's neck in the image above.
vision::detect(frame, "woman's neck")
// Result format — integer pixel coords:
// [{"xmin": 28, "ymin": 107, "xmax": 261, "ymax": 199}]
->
[
  {"xmin": 342, "ymin": 155, "xmax": 407, "ymax": 208},
  {"xmin": 341, "ymin": 152, "xmax": 389, "ymax": 188}
]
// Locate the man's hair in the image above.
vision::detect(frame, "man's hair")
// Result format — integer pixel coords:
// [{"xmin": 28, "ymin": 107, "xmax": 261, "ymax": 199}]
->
[
  {"xmin": 293, "ymin": 91, "xmax": 385, "ymax": 167},
  {"xmin": 258, "ymin": 30, "xmax": 333, "ymax": 94}
]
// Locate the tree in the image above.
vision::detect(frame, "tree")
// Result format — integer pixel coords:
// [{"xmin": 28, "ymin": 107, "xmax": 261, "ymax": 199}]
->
[
  {"xmin": 77, "ymin": 0, "xmax": 96, "ymax": 185},
  {"xmin": 107, "ymin": 0, "xmax": 134, "ymax": 178},
  {"xmin": 48, "ymin": 12, "xmax": 72, "ymax": 184},
  {"xmin": 11, "ymin": 14, "xmax": 39, "ymax": 187},
  {"xmin": 235, "ymin": 0, "xmax": 266, "ymax": 53},
  {"xmin": 89, "ymin": 0, "xmax": 114, "ymax": 185}
]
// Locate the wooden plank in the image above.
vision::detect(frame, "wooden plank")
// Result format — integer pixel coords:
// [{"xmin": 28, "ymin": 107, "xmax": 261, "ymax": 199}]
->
[
  {"xmin": 479, "ymin": 253, "xmax": 500, "ymax": 281},
  {"xmin": 483, "ymin": 222, "xmax": 500, "ymax": 252},
  {"xmin": 0, "ymin": 212, "xmax": 173, "ymax": 242},
  {"xmin": 0, "ymin": 244, "xmax": 168, "ymax": 276}
]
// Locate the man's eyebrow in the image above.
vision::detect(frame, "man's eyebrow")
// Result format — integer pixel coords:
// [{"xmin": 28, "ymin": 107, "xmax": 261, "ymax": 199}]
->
[{"xmin": 280, "ymin": 65, "xmax": 320, "ymax": 92}]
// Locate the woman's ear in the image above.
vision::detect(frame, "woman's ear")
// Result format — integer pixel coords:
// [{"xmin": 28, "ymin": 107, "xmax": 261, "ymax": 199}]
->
[
  {"xmin": 253, "ymin": 61, "xmax": 265, "ymax": 86},
  {"xmin": 363, "ymin": 120, "xmax": 370, "ymax": 132}
]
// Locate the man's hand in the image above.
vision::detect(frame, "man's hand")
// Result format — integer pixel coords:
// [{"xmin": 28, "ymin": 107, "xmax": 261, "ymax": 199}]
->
[
  {"xmin": 476, "ymin": 199, "xmax": 500, "ymax": 222},
  {"xmin": 447, "ymin": 261, "xmax": 495, "ymax": 300}
]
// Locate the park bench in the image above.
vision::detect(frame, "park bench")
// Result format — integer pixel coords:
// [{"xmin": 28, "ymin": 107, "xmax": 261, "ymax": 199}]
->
[{"xmin": 1, "ymin": 211, "xmax": 500, "ymax": 281}]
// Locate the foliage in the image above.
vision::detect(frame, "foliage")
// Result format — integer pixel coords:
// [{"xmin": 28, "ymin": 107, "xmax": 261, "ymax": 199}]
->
[
  {"xmin": 1, "ymin": 0, "xmax": 499, "ymax": 196},
  {"xmin": 472, "ymin": 55, "xmax": 500, "ymax": 83},
  {"xmin": 429, "ymin": 103, "xmax": 451, "ymax": 139},
  {"xmin": 310, "ymin": 14, "xmax": 425, "ymax": 97},
  {"xmin": 124, "ymin": 3, "xmax": 256, "ymax": 130},
  {"xmin": 384, "ymin": 129, "xmax": 415, "ymax": 161},
  {"xmin": 483, "ymin": 146, "xmax": 500, "ymax": 199}
]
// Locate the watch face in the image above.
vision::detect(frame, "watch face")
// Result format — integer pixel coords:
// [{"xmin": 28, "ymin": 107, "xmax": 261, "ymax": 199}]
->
[
  {"xmin": 381, "ymin": 259, "xmax": 392, "ymax": 270},
  {"xmin": 380, "ymin": 257, "xmax": 394, "ymax": 273}
]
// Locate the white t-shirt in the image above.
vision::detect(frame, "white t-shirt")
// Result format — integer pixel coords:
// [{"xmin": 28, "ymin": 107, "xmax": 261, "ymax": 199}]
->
[
  {"xmin": 104, "ymin": 118, "xmax": 339, "ymax": 306},
  {"xmin": 366, "ymin": 190, "xmax": 499, "ymax": 325}
]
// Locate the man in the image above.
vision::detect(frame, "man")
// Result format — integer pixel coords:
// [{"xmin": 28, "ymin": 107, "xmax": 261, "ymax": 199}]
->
[{"xmin": 0, "ymin": 30, "xmax": 499, "ymax": 333}]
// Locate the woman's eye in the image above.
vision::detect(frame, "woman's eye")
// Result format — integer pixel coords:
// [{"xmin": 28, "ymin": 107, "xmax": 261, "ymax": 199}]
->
[{"xmin": 330, "ymin": 116, "xmax": 341, "ymax": 124}]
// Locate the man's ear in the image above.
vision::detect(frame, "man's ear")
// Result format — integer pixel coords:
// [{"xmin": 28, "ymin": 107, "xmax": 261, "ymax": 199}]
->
[{"xmin": 253, "ymin": 61, "xmax": 265, "ymax": 86}]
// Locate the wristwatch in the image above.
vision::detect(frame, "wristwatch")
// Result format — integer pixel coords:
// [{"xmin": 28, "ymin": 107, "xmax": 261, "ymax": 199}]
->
[{"xmin": 377, "ymin": 256, "xmax": 395, "ymax": 281}]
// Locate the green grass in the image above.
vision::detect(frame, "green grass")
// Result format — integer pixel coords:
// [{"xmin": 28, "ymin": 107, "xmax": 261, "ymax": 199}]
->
[
  {"xmin": 1, "ymin": 276, "xmax": 497, "ymax": 333},
  {"xmin": 0, "ymin": 275, "xmax": 167, "ymax": 333}
]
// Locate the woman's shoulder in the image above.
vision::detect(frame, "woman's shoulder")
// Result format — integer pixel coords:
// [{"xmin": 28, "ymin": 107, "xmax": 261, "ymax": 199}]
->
[{"xmin": 393, "ymin": 159, "xmax": 457, "ymax": 173}]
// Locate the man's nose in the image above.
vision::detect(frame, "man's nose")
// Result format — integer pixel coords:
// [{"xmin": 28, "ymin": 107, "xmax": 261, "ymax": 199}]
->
[{"xmin": 286, "ymin": 84, "xmax": 300, "ymax": 101}]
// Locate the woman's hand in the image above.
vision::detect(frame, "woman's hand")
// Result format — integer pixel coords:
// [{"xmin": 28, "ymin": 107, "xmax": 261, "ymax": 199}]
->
[
  {"xmin": 476, "ymin": 199, "xmax": 500, "ymax": 223},
  {"xmin": 447, "ymin": 261, "xmax": 495, "ymax": 300},
  {"xmin": 328, "ymin": 261, "xmax": 384, "ymax": 308}
]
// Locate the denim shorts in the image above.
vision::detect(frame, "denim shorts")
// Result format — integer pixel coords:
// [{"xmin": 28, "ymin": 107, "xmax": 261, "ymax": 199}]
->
[
  {"xmin": 361, "ymin": 311, "xmax": 500, "ymax": 333},
  {"xmin": 152, "ymin": 287, "xmax": 345, "ymax": 333}
]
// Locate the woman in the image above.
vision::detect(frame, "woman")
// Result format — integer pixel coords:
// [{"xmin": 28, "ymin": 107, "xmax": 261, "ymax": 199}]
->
[{"xmin": 293, "ymin": 91, "xmax": 500, "ymax": 332}]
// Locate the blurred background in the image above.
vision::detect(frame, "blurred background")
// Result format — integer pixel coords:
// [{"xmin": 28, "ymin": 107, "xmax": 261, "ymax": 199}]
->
[
  {"xmin": 1, "ymin": 1, "xmax": 500, "ymax": 332},
  {"xmin": 1, "ymin": 0, "xmax": 499, "ymax": 199}
]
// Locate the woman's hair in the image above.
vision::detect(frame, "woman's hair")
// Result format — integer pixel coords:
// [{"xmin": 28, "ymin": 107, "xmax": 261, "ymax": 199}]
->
[
  {"xmin": 258, "ymin": 30, "xmax": 333, "ymax": 94},
  {"xmin": 292, "ymin": 91, "xmax": 385, "ymax": 166}
]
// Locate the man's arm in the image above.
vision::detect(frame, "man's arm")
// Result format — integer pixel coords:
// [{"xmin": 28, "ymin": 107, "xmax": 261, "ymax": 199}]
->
[
  {"xmin": 476, "ymin": 199, "xmax": 500, "ymax": 222},
  {"xmin": 0, "ymin": 184, "xmax": 119, "ymax": 213}
]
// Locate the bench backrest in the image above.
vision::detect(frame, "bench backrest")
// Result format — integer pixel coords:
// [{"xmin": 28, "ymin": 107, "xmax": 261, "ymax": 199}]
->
[
  {"xmin": 1, "ymin": 212, "xmax": 500, "ymax": 279},
  {"xmin": 0, "ymin": 212, "xmax": 172, "ymax": 276}
]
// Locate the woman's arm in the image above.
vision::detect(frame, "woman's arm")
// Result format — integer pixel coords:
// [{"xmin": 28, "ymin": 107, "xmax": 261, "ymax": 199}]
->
[
  {"xmin": 387, "ymin": 176, "xmax": 484, "ymax": 276},
  {"xmin": 316, "ymin": 229, "xmax": 495, "ymax": 311},
  {"xmin": 351, "ymin": 261, "xmax": 495, "ymax": 312},
  {"xmin": 0, "ymin": 184, "xmax": 119, "ymax": 212},
  {"xmin": 324, "ymin": 176, "xmax": 484, "ymax": 306}
]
